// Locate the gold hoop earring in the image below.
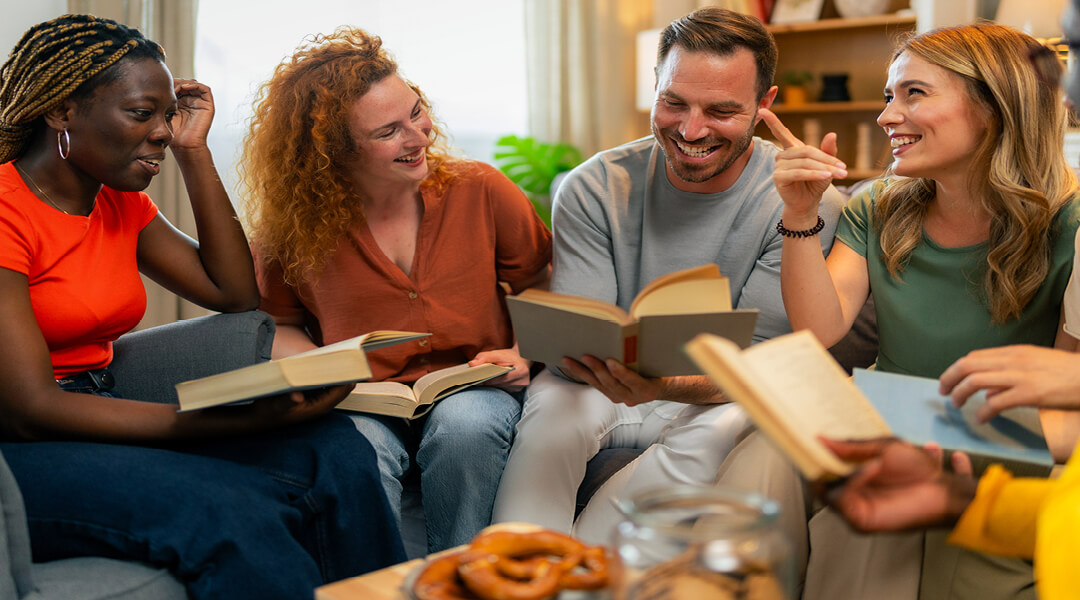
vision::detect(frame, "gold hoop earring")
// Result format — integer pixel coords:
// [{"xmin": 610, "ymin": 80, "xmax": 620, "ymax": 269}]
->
[{"xmin": 57, "ymin": 128, "xmax": 70, "ymax": 160}]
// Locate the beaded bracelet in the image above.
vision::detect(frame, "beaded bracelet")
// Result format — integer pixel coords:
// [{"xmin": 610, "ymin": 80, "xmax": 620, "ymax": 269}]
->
[{"xmin": 776, "ymin": 215, "xmax": 825, "ymax": 238}]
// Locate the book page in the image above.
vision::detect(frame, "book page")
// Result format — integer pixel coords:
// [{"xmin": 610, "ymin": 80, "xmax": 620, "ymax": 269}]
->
[
  {"xmin": 337, "ymin": 382, "xmax": 418, "ymax": 417},
  {"xmin": 414, "ymin": 363, "xmax": 512, "ymax": 405},
  {"xmin": 289, "ymin": 331, "xmax": 429, "ymax": 358},
  {"xmin": 629, "ymin": 264, "xmax": 732, "ymax": 317},
  {"xmin": 289, "ymin": 334, "xmax": 370, "ymax": 358},
  {"xmin": 512, "ymin": 289, "xmax": 629, "ymax": 323},
  {"xmin": 631, "ymin": 278, "xmax": 733, "ymax": 318},
  {"xmin": 742, "ymin": 332, "xmax": 892, "ymax": 442},
  {"xmin": 361, "ymin": 331, "xmax": 431, "ymax": 351},
  {"xmin": 686, "ymin": 331, "xmax": 890, "ymax": 479},
  {"xmin": 349, "ymin": 381, "xmax": 416, "ymax": 400}
]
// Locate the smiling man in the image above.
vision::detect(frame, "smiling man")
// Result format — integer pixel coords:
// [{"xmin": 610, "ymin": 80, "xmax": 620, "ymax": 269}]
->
[{"xmin": 493, "ymin": 7, "xmax": 845, "ymax": 567}]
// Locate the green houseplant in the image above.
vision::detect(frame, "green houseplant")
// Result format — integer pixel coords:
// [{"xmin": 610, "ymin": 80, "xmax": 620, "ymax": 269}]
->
[
  {"xmin": 492, "ymin": 134, "xmax": 583, "ymax": 225},
  {"xmin": 779, "ymin": 70, "xmax": 813, "ymax": 106}
]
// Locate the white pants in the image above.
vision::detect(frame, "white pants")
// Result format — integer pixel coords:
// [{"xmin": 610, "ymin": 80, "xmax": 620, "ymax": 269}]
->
[{"xmin": 492, "ymin": 370, "xmax": 807, "ymax": 562}]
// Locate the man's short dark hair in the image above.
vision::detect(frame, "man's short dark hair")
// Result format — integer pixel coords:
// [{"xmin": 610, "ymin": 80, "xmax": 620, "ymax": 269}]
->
[{"xmin": 657, "ymin": 7, "xmax": 777, "ymax": 100}]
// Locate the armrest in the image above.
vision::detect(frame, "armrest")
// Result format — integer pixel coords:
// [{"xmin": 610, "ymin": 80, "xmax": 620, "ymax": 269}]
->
[
  {"xmin": 0, "ymin": 452, "xmax": 35, "ymax": 598},
  {"xmin": 109, "ymin": 311, "xmax": 275, "ymax": 404}
]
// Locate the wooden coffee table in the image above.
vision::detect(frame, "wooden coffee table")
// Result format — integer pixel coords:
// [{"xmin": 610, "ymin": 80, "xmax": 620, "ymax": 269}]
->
[{"xmin": 316, "ymin": 558, "xmax": 422, "ymax": 600}]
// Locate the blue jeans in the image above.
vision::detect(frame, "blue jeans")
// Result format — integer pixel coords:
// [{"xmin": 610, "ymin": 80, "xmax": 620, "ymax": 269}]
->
[
  {"xmin": 349, "ymin": 386, "xmax": 522, "ymax": 552},
  {"xmin": 2, "ymin": 414, "xmax": 405, "ymax": 600}
]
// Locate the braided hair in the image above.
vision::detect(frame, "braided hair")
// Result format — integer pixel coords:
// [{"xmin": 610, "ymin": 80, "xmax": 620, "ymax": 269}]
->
[{"xmin": 0, "ymin": 14, "xmax": 164, "ymax": 164}]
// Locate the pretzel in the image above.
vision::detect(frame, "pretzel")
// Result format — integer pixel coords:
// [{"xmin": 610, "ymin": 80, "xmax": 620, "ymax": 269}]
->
[
  {"xmin": 411, "ymin": 528, "xmax": 613, "ymax": 600},
  {"xmin": 458, "ymin": 553, "xmax": 563, "ymax": 600},
  {"xmin": 560, "ymin": 545, "xmax": 611, "ymax": 590},
  {"xmin": 470, "ymin": 530, "xmax": 585, "ymax": 575},
  {"xmin": 413, "ymin": 552, "xmax": 474, "ymax": 600}
]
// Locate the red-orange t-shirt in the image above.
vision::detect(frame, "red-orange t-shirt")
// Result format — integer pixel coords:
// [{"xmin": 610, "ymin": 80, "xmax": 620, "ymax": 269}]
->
[
  {"xmin": 255, "ymin": 160, "xmax": 552, "ymax": 383},
  {"xmin": 0, "ymin": 162, "xmax": 158, "ymax": 377}
]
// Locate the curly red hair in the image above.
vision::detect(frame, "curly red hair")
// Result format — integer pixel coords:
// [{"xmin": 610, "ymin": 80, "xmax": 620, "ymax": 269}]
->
[{"xmin": 240, "ymin": 27, "xmax": 458, "ymax": 285}]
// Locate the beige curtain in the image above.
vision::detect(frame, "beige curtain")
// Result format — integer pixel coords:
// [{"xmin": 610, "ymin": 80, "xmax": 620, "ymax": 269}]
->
[
  {"xmin": 68, "ymin": 0, "xmax": 204, "ymax": 328},
  {"xmin": 524, "ymin": 0, "xmax": 653, "ymax": 158}
]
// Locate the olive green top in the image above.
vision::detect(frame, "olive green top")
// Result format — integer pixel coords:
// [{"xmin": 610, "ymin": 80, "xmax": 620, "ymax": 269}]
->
[{"xmin": 835, "ymin": 180, "xmax": 1080, "ymax": 377}]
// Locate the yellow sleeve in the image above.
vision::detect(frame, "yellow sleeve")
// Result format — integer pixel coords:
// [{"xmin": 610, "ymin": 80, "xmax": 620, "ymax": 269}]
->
[
  {"xmin": 946, "ymin": 464, "xmax": 1049, "ymax": 558},
  {"xmin": 1032, "ymin": 452, "xmax": 1080, "ymax": 599},
  {"xmin": 946, "ymin": 445, "xmax": 1080, "ymax": 599}
]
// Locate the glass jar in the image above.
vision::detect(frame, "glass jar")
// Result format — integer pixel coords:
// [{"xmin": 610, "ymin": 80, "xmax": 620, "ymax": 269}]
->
[{"xmin": 612, "ymin": 485, "xmax": 794, "ymax": 600}]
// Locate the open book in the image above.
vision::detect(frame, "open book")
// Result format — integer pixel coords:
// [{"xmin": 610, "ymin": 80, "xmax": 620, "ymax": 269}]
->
[
  {"xmin": 507, "ymin": 265, "xmax": 759, "ymax": 377},
  {"xmin": 174, "ymin": 330, "xmax": 429, "ymax": 412},
  {"xmin": 685, "ymin": 330, "xmax": 891, "ymax": 480},
  {"xmin": 337, "ymin": 362, "xmax": 512, "ymax": 419},
  {"xmin": 685, "ymin": 331, "xmax": 1053, "ymax": 480},
  {"xmin": 853, "ymin": 369, "xmax": 1052, "ymax": 473}
]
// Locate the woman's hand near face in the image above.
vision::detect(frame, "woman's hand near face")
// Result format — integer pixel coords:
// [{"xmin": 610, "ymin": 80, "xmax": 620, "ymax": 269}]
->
[
  {"xmin": 169, "ymin": 79, "xmax": 215, "ymax": 153},
  {"xmin": 136, "ymin": 77, "xmax": 258, "ymax": 314},
  {"xmin": 759, "ymin": 108, "xmax": 848, "ymax": 226},
  {"xmin": 470, "ymin": 346, "xmax": 532, "ymax": 391}
]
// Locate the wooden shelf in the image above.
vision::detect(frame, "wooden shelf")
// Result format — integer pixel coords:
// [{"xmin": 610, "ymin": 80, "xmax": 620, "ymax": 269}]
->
[
  {"xmin": 771, "ymin": 101, "xmax": 885, "ymax": 114},
  {"xmin": 767, "ymin": 13, "xmax": 917, "ymax": 35},
  {"xmin": 762, "ymin": 7, "xmax": 916, "ymax": 174}
]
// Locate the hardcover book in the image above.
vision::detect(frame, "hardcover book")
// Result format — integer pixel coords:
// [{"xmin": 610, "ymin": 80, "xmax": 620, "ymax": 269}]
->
[
  {"xmin": 508, "ymin": 265, "xmax": 758, "ymax": 377},
  {"xmin": 338, "ymin": 362, "xmax": 512, "ymax": 419},
  {"xmin": 175, "ymin": 330, "xmax": 429, "ymax": 412}
]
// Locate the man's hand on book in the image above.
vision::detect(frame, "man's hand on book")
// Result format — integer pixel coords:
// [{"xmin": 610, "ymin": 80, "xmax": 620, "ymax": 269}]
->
[
  {"xmin": 560, "ymin": 356, "xmax": 664, "ymax": 406},
  {"xmin": 470, "ymin": 347, "xmax": 532, "ymax": 391},
  {"xmin": 817, "ymin": 438, "xmax": 977, "ymax": 534},
  {"xmin": 940, "ymin": 345, "xmax": 1080, "ymax": 422}
]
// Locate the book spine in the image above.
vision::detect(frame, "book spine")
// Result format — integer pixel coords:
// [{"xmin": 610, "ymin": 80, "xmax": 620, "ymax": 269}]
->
[{"xmin": 623, "ymin": 327, "xmax": 639, "ymax": 371}]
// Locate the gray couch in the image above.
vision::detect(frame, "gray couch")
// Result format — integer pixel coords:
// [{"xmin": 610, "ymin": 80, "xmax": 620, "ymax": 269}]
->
[
  {"xmin": 0, "ymin": 311, "xmax": 275, "ymax": 600},
  {"xmin": 0, "ymin": 306, "xmax": 880, "ymax": 593}
]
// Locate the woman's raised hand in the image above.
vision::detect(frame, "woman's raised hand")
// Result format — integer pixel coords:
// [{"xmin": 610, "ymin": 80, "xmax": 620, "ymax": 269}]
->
[
  {"xmin": 170, "ymin": 79, "xmax": 215, "ymax": 152},
  {"xmin": 760, "ymin": 108, "xmax": 848, "ymax": 223}
]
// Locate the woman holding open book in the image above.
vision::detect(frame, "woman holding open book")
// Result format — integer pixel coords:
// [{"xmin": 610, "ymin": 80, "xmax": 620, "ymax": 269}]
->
[
  {"xmin": 762, "ymin": 22, "xmax": 1080, "ymax": 600},
  {"xmin": 241, "ymin": 29, "xmax": 552, "ymax": 553},
  {"xmin": 0, "ymin": 15, "xmax": 403, "ymax": 599}
]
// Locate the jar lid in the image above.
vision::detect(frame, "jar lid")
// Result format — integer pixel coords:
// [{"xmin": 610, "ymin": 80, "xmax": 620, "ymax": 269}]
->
[{"xmin": 616, "ymin": 484, "xmax": 780, "ymax": 541}]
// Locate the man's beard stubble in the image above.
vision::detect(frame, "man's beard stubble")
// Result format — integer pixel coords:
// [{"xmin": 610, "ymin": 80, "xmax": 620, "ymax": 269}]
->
[{"xmin": 653, "ymin": 122, "xmax": 755, "ymax": 185}]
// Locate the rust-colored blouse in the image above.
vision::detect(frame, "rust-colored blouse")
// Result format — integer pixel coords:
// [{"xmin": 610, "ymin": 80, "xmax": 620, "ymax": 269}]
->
[{"xmin": 256, "ymin": 160, "xmax": 552, "ymax": 383}]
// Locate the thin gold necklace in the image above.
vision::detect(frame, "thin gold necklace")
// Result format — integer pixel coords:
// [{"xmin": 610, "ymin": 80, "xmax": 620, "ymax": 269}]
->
[{"xmin": 13, "ymin": 161, "xmax": 70, "ymax": 215}]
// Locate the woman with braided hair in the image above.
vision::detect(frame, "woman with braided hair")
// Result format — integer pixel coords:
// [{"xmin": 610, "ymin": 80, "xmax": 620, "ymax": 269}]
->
[{"xmin": 0, "ymin": 14, "xmax": 403, "ymax": 599}]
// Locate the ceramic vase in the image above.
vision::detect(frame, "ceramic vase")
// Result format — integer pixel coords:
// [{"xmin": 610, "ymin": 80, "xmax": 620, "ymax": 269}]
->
[{"xmin": 833, "ymin": 0, "xmax": 890, "ymax": 18}]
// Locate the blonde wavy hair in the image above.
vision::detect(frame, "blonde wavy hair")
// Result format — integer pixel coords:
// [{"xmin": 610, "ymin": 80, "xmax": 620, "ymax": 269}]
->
[
  {"xmin": 240, "ymin": 27, "xmax": 457, "ymax": 285},
  {"xmin": 875, "ymin": 23, "xmax": 1077, "ymax": 323}
]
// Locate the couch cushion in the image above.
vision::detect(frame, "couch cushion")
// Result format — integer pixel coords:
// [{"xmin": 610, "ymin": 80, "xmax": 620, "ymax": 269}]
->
[
  {"xmin": 110, "ymin": 311, "xmax": 275, "ymax": 404},
  {"xmin": 32, "ymin": 558, "xmax": 185, "ymax": 600},
  {"xmin": 0, "ymin": 452, "xmax": 34, "ymax": 599}
]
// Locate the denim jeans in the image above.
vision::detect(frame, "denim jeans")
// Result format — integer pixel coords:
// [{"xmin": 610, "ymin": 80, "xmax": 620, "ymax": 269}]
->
[
  {"xmin": 4, "ymin": 407, "xmax": 404, "ymax": 600},
  {"xmin": 349, "ymin": 385, "xmax": 522, "ymax": 552}
]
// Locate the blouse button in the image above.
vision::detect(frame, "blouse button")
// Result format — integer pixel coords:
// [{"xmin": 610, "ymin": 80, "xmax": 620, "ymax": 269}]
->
[
  {"xmin": 408, "ymin": 291, "xmax": 419, "ymax": 299},
  {"xmin": 418, "ymin": 338, "xmax": 429, "ymax": 347}
]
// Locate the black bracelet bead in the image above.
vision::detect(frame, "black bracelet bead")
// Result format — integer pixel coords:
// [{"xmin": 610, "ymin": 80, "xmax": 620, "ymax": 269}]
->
[{"xmin": 776, "ymin": 216, "xmax": 825, "ymax": 238}]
